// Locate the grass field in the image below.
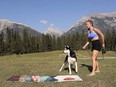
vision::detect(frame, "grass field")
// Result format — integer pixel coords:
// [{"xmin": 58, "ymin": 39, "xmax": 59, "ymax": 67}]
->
[{"xmin": 0, "ymin": 51, "xmax": 116, "ymax": 87}]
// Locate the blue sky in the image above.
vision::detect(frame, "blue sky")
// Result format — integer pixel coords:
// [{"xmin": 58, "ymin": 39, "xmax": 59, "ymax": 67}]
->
[{"xmin": 0, "ymin": 0, "xmax": 116, "ymax": 33}]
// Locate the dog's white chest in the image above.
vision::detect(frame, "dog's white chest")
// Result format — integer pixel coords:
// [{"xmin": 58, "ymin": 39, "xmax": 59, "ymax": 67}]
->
[{"xmin": 68, "ymin": 57, "xmax": 76, "ymax": 64}]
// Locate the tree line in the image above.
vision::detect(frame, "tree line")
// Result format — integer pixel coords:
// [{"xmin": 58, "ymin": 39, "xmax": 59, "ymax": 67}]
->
[{"xmin": 0, "ymin": 28, "xmax": 115, "ymax": 56}]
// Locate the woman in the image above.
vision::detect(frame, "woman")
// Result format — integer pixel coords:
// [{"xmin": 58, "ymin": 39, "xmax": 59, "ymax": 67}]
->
[{"xmin": 82, "ymin": 20, "xmax": 105, "ymax": 76}]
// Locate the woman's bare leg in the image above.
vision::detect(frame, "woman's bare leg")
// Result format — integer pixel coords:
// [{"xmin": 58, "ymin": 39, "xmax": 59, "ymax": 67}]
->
[
  {"xmin": 89, "ymin": 50, "xmax": 99, "ymax": 76},
  {"xmin": 95, "ymin": 61, "xmax": 100, "ymax": 72}
]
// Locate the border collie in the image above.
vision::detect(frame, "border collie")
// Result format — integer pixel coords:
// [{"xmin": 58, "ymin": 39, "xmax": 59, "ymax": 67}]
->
[{"xmin": 59, "ymin": 45, "xmax": 78, "ymax": 74}]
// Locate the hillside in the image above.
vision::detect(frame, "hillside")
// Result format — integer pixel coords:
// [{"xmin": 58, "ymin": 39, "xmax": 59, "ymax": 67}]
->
[
  {"xmin": 63, "ymin": 12, "xmax": 116, "ymax": 36},
  {"xmin": 0, "ymin": 19, "xmax": 42, "ymax": 37}
]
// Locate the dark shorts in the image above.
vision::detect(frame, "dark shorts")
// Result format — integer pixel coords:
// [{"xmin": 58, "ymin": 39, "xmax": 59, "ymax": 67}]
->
[{"xmin": 91, "ymin": 40, "xmax": 101, "ymax": 51}]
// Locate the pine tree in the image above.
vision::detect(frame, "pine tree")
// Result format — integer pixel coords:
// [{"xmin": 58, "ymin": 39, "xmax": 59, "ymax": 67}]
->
[
  {"xmin": 39, "ymin": 34, "xmax": 47, "ymax": 52},
  {"xmin": 0, "ymin": 32, "xmax": 4, "ymax": 55},
  {"xmin": 4, "ymin": 28, "xmax": 13, "ymax": 54},
  {"xmin": 22, "ymin": 29, "xmax": 30, "ymax": 53},
  {"xmin": 111, "ymin": 28, "xmax": 116, "ymax": 51},
  {"xmin": 60, "ymin": 36, "xmax": 66, "ymax": 50},
  {"xmin": 30, "ymin": 36, "xmax": 38, "ymax": 53},
  {"xmin": 52, "ymin": 35, "xmax": 57, "ymax": 50},
  {"xmin": 56, "ymin": 37, "xmax": 62, "ymax": 50},
  {"xmin": 105, "ymin": 29, "xmax": 112, "ymax": 51},
  {"xmin": 35, "ymin": 36, "xmax": 41, "ymax": 52},
  {"xmin": 45, "ymin": 34, "xmax": 53, "ymax": 51},
  {"xmin": 80, "ymin": 30, "xmax": 87, "ymax": 48},
  {"xmin": 13, "ymin": 31, "xmax": 22, "ymax": 54},
  {"xmin": 74, "ymin": 32, "xmax": 81, "ymax": 50}
]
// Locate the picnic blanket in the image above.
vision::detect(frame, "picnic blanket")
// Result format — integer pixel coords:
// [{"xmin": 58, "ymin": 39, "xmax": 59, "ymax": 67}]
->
[{"xmin": 7, "ymin": 75, "xmax": 83, "ymax": 82}]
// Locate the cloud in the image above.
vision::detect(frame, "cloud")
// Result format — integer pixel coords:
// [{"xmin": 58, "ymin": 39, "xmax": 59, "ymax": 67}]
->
[
  {"xmin": 50, "ymin": 24, "xmax": 54, "ymax": 27},
  {"xmin": 40, "ymin": 20, "xmax": 48, "ymax": 24}
]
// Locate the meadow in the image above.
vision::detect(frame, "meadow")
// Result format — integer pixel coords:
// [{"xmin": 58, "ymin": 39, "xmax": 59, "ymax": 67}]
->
[{"xmin": 0, "ymin": 50, "xmax": 116, "ymax": 87}]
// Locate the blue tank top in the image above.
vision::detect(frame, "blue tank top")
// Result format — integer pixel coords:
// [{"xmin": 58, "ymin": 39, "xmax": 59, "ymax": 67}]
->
[{"xmin": 88, "ymin": 29, "xmax": 98, "ymax": 39}]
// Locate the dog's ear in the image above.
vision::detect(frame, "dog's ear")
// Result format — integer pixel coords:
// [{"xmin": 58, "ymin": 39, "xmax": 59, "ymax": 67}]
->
[{"xmin": 65, "ymin": 45, "xmax": 70, "ymax": 49}]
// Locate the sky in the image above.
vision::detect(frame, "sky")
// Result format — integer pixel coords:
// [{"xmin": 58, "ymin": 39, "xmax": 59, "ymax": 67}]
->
[{"xmin": 0, "ymin": 0, "xmax": 116, "ymax": 33}]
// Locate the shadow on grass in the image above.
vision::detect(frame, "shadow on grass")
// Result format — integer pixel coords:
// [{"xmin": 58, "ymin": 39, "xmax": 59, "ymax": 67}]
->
[
  {"xmin": 63, "ymin": 66, "xmax": 77, "ymax": 73},
  {"xmin": 64, "ymin": 67, "xmax": 75, "ymax": 71},
  {"xmin": 81, "ymin": 64, "xmax": 92, "ymax": 72}
]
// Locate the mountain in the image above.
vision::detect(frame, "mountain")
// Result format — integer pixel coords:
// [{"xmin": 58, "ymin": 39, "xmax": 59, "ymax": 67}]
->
[
  {"xmin": 44, "ymin": 26, "xmax": 63, "ymax": 37},
  {"xmin": 0, "ymin": 19, "xmax": 42, "ymax": 36},
  {"xmin": 63, "ymin": 12, "xmax": 116, "ymax": 36}
]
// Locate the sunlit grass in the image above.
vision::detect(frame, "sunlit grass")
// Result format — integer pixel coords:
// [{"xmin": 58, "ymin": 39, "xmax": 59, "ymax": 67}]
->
[{"xmin": 0, "ymin": 51, "xmax": 116, "ymax": 87}]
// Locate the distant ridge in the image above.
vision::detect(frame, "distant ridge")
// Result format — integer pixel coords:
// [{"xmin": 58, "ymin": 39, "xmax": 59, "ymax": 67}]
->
[
  {"xmin": 63, "ymin": 12, "xmax": 116, "ymax": 36},
  {"xmin": 44, "ymin": 26, "xmax": 63, "ymax": 37},
  {"xmin": 1, "ymin": 12, "xmax": 116, "ymax": 37},
  {"xmin": 0, "ymin": 19, "xmax": 42, "ymax": 37}
]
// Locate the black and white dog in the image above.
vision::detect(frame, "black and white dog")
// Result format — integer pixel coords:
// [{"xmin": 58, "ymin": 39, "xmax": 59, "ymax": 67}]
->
[{"xmin": 59, "ymin": 45, "xmax": 78, "ymax": 74}]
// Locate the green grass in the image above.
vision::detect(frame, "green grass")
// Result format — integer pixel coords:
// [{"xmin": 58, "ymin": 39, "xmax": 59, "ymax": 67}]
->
[{"xmin": 0, "ymin": 51, "xmax": 116, "ymax": 87}]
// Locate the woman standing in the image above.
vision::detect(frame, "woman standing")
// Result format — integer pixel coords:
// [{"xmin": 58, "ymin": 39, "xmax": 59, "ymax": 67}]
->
[{"xmin": 82, "ymin": 20, "xmax": 105, "ymax": 76}]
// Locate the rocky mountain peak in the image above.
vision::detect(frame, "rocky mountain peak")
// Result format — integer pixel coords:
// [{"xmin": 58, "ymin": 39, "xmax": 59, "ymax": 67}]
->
[
  {"xmin": 44, "ymin": 26, "xmax": 63, "ymax": 37},
  {"xmin": 63, "ymin": 12, "xmax": 116, "ymax": 36},
  {"xmin": 0, "ymin": 19, "xmax": 41, "ymax": 36},
  {"xmin": 0, "ymin": 19, "xmax": 13, "ymax": 30}
]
